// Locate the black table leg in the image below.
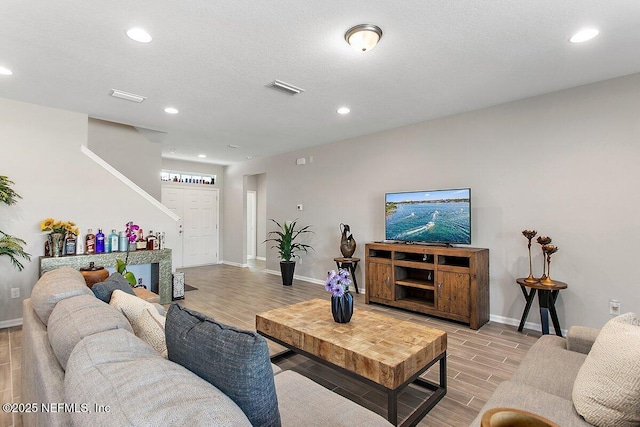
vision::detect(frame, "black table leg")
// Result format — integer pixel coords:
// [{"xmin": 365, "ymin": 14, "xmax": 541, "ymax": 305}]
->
[
  {"xmin": 537, "ymin": 290, "xmax": 551, "ymax": 335},
  {"xmin": 548, "ymin": 290, "xmax": 562, "ymax": 337},
  {"xmin": 336, "ymin": 261, "xmax": 359, "ymax": 294},
  {"xmin": 518, "ymin": 286, "xmax": 536, "ymax": 332}
]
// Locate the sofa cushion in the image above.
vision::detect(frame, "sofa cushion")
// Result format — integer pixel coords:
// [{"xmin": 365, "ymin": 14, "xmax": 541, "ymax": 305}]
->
[
  {"xmin": 275, "ymin": 370, "xmax": 392, "ymax": 426},
  {"xmin": 47, "ymin": 294, "xmax": 133, "ymax": 370},
  {"xmin": 65, "ymin": 328, "xmax": 251, "ymax": 426},
  {"xmin": 469, "ymin": 381, "xmax": 591, "ymax": 427},
  {"xmin": 572, "ymin": 313, "xmax": 640, "ymax": 427},
  {"xmin": 109, "ymin": 290, "xmax": 167, "ymax": 357},
  {"xmin": 166, "ymin": 304, "xmax": 281, "ymax": 427},
  {"xmin": 509, "ymin": 334, "xmax": 587, "ymax": 400},
  {"xmin": 92, "ymin": 272, "xmax": 135, "ymax": 302},
  {"xmin": 30, "ymin": 267, "xmax": 92, "ymax": 325}
]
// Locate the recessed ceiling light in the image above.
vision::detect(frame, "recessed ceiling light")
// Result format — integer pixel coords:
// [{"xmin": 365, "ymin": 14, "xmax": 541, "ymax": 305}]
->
[
  {"xmin": 198, "ymin": 154, "xmax": 207, "ymax": 158},
  {"xmin": 164, "ymin": 107, "xmax": 179, "ymax": 114},
  {"xmin": 337, "ymin": 107, "xmax": 351, "ymax": 115},
  {"xmin": 0, "ymin": 66, "xmax": 13, "ymax": 76},
  {"xmin": 126, "ymin": 28, "xmax": 153, "ymax": 43},
  {"xmin": 570, "ymin": 28, "xmax": 599, "ymax": 43}
]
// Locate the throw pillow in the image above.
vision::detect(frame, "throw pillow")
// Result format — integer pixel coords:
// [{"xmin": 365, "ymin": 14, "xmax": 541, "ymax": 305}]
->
[
  {"xmin": 92, "ymin": 273, "xmax": 135, "ymax": 303},
  {"xmin": 109, "ymin": 290, "xmax": 167, "ymax": 357},
  {"xmin": 572, "ymin": 312, "xmax": 640, "ymax": 427},
  {"xmin": 165, "ymin": 304, "xmax": 281, "ymax": 427},
  {"xmin": 48, "ymin": 294, "xmax": 133, "ymax": 370},
  {"xmin": 30, "ymin": 267, "xmax": 92, "ymax": 325}
]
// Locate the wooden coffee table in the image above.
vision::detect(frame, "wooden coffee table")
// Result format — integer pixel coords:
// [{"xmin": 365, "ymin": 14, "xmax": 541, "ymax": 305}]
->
[{"xmin": 256, "ymin": 299, "xmax": 447, "ymax": 426}]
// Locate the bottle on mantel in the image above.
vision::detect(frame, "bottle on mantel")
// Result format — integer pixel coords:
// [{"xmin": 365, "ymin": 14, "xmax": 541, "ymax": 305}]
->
[
  {"xmin": 95, "ymin": 229, "xmax": 105, "ymax": 253},
  {"xmin": 108, "ymin": 229, "xmax": 119, "ymax": 253},
  {"xmin": 85, "ymin": 229, "xmax": 96, "ymax": 254},
  {"xmin": 146, "ymin": 230, "xmax": 157, "ymax": 250},
  {"xmin": 136, "ymin": 228, "xmax": 146, "ymax": 250},
  {"xmin": 76, "ymin": 229, "xmax": 84, "ymax": 255}
]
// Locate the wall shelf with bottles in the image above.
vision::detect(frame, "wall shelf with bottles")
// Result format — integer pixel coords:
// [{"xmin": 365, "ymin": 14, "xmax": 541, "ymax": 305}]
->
[{"xmin": 160, "ymin": 169, "xmax": 216, "ymax": 185}]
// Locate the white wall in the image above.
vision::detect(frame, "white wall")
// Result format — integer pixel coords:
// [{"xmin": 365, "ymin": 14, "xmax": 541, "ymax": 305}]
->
[
  {"xmin": 88, "ymin": 118, "xmax": 162, "ymax": 200},
  {"xmin": 0, "ymin": 98, "xmax": 179, "ymax": 325},
  {"xmin": 256, "ymin": 173, "xmax": 267, "ymax": 259},
  {"xmin": 223, "ymin": 72, "xmax": 640, "ymax": 330}
]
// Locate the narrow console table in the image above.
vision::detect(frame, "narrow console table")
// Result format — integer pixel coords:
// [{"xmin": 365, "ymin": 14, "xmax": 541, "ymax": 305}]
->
[
  {"xmin": 516, "ymin": 278, "xmax": 567, "ymax": 337},
  {"xmin": 39, "ymin": 249, "xmax": 173, "ymax": 304}
]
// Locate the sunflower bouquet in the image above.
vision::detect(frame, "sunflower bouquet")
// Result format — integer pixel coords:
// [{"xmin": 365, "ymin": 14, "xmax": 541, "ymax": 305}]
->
[{"xmin": 40, "ymin": 218, "xmax": 79, "ymax": 236}]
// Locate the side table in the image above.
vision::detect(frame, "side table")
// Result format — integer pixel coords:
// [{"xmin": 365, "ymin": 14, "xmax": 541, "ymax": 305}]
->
[
  {"xmin": 334, "ymin": 257, "xmax": 360, "ymax": 294},
  {"xmin": 517, "ymin": 278, "xmax": 567, "ymax": 336}
]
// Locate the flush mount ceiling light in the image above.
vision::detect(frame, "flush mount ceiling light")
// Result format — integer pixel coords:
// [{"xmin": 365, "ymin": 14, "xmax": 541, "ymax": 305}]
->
[
  {"xmin": 109, "ymin": 89, "xmax": 146, "ymax": 103},
  {"xmin": 127, "ymin": 28, "xmax": 153, "ymax": 43},
  {"xmin": 0, "ymin": 66, "xmax": 13, "ymax": 76},
  {"xmin": 570, "ymin": 28, "xmax": 599, "ymax": 43},
  {"xmin": 265, "ymin": 79, "xmax": 305, "ymax": 95},
  {"xmin": 345, "ymin": 24, "xmax": 383, "ymax": 52},
  {"xmin": 164, "ymin": 107, "xmax": 179, "ymax": 114},
  {"xmin": 337, "ymin": 107, "xmax": 351, "ymax": 115}
]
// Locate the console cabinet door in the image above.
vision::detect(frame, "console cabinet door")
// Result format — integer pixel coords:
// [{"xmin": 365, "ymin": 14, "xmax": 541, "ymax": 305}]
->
[
  {"xmin": 437, "ymin": 271, "xmax": 470, "ymax": 317},
  {"xmin": 366, "ymin": 261, "xmax": 393, "ymax": 301}
]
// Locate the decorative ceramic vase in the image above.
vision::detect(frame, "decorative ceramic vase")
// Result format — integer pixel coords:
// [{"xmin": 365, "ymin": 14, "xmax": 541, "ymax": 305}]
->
[
  {"xmin": 340, "ymin": 223, "xmax": 356, "ymax": 258},
  {"xmin": 48, "ymin": 232, "xmax": 65, "ymax": 257},
  {"xmin": 331, "ymin": 292, "xmax": 354, "ymax": 323}
]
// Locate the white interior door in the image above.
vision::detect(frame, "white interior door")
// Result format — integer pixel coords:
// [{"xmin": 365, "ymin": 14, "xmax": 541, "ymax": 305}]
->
[
  {"xmin": 161, "ymin": 186, "xmax": 184, "ymax": 267},
  {"xmin": 247, "ymin": 191, "xmax": 257, "ymax": 260},
  {"xmin": 162, "ymin": 184, "xmax": 219, "ymax": 268}
]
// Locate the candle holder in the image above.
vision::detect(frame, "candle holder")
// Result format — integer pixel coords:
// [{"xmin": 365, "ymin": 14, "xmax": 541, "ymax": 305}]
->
[
  {"xmin": 540, "ymin": 244, "xmax": 558, "ymax": 285},
  {"xmin": 522, "ymin": 230, "xmax": 538, "ymax": 283},
  {"xmin": 536, "ymin": 236, "xmax": 552, "ymax": 281}
]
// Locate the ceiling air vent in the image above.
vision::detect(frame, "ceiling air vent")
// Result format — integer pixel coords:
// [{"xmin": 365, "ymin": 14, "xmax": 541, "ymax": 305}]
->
[
  {"xmin": 265, "ymin": 80, "xmax": 305, "ymax": 96},
  {"xmin": 109, "ymin": 89, "xmax": 146, "ymax": 103}
]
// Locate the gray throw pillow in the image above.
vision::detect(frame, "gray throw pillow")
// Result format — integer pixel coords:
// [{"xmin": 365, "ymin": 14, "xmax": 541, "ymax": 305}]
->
[
  {"xmin": 92, "ymin": 273, "xmax": 135, "ymax": 302},
  {"xmin": 166, "ymin": 304, "xmax": 281, "ymax": 427}
]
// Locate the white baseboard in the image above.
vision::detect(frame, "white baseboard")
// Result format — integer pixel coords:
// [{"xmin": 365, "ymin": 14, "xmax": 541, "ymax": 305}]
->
[
  {"xmin": 221, "ymin": 260, "xmax": 249, "ymax": 268},
  {"xmin": 0, "ymin": 318, "xmax": 23, "ymax": 329},
  {"xmin": 489, "ymin": 314, "xmax": 567, "ymax": 336},
  {"xmin": 265, "ymin": 269, "xmax": 325, "ymax": 286},
  {"xmin": 256, "ymin": 256, "xmax": 266, "ymax": 261}
]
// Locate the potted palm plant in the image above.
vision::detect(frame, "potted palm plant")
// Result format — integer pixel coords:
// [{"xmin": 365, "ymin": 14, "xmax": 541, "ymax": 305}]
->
[
  {"xmin": 0, "ymin": 176, "xmax": 31, "ymax": 271},
  {"xmin": 265, "ymin": 219, "xmax": 313, "ymax": 286}
]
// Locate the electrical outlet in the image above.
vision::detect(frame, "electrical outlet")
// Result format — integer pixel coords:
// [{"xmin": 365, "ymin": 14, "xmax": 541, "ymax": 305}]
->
[
  {"xmin": 609, "ymin": 299, "xmax": 620, "ymax": 315},
  {"xmin": 11, "ymin": 288, "xmax": 20, "ymax": 299}
]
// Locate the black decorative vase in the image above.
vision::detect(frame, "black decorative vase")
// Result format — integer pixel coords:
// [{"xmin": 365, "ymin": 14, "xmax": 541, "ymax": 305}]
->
[
  {"xmin": 331, "ymin": 292, "xmax": 354, "ymax": 323},
  {"xmin": 280, "ymin": 261, "xmax": 295, "ymax": 286}
]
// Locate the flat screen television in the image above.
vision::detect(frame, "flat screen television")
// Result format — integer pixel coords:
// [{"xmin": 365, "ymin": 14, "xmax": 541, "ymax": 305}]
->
[{"xmin": 385, "ymin": 188, "xmax": 471, "ymax": 245}]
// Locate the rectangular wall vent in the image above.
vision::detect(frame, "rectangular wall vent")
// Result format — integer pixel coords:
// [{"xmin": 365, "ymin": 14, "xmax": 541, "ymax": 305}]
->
[
  {"xmin": 265, "ymin": 80, "xmax": 305, "ymax": 96},
  {"xmin": 109, "ymin": 89, "xmax": 146, "ymax": 103}
]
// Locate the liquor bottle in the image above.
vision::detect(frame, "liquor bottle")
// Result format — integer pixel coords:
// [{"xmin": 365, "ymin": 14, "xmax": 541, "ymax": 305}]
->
[
  {"xmin": 153, "ymin": 231, "xmax": 160, "ymax": 250},
  {"xmin": 95, "ymin": 229, "xmax": 105, "ymax": 253},
  {"xmin": 136, "ymin": 228, "xmax": 146, "ymax": 250},
  {"xmin": 76, "ymin": 229, "xmax": 84, "ymax": 255},
  {"xmin": 109, "ymin": 229, "xmax": 119, "ymax": 253},
  {"xmin": 65, "ymin": 234, "xmax": 77, "ymax": 255},
  {"xmin": 85, "ymin": 229, "xmax": 96, "ymax": 254},
  {"xmin": 146, "ymin": 230, "xmax": 157, "ymax": 250},
  {"xmin": 119, "ymin": 231, "xmax": 128, "ymax": 252},
  {"xmin": 158, "ymin": 231, "xmax": 165, "ymax": 249}
]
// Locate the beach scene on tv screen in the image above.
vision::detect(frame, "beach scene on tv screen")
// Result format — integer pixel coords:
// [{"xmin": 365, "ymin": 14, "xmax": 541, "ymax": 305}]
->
[{"xmin": 385, "ymin": 189, "xmax": 471, "ymax": 243}]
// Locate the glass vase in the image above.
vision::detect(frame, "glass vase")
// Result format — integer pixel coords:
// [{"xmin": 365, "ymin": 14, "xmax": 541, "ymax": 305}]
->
[
  {"xmin": 48, "ymin": 232, "xmax": 65, "ymax": 257},
  {"xmin": 331, "ymin": 292, "xmax": 354, "ymax": 323}
]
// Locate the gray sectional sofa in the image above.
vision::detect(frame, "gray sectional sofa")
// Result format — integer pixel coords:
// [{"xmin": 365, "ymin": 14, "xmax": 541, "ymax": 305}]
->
[
  {"xmin": 471, "ymin": 315, "xmax": 640, "ymax": 427},
  {"xmin": 21, "ymin": 267, "xmax": 392, "ymax": 427}
]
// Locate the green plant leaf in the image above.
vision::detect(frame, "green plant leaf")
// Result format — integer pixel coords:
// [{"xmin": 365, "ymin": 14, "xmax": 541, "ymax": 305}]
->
[
  {"xmin": 116, "ymin": 259, "xmax": 126, "ymax": 274},
  {"xmin": 124, "ymin": 271, "xmax": 136, "ymax": 286}
]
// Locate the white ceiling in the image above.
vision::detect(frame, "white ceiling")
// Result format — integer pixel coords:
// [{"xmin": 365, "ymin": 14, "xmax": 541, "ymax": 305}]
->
[{"xmin": 2, "ymin": 1, "xmax": 640, "ymax": 164}]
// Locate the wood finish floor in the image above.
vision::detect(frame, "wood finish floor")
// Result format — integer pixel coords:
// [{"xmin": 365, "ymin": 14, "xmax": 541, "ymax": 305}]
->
[{"xmin": 0, "ymin": 261, "xmax": 541, "ymax": 427}]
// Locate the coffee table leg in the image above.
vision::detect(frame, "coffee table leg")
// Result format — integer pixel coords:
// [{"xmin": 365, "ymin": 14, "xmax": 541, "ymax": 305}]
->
[{"xmin": 387, "ymin": 390, "xmax": 398, "ymax": 425}]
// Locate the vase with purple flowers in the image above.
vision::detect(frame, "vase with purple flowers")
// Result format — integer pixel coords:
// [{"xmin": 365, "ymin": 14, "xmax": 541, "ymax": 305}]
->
[{"xmin": 325, "ymin": 269, "xmax": 354, "ymax": 323}]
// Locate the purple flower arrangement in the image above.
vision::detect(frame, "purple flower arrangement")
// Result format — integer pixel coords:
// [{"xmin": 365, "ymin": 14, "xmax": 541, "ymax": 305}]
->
[{"xmin": 324, "ymin": 268, "xmax": 351, "ymax": 297}]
